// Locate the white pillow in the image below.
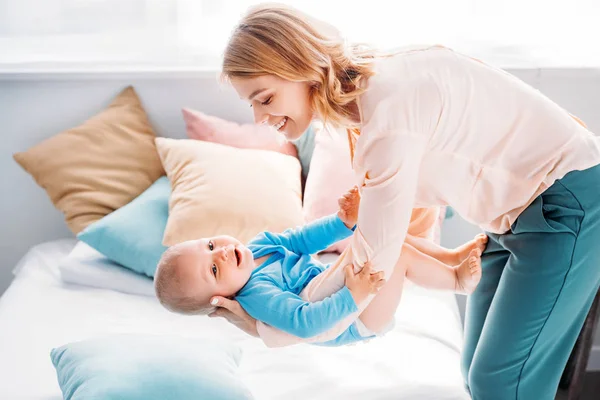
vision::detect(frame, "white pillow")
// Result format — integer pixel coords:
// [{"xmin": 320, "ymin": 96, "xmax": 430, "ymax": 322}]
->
[{"xmin": 58, "ymin": 241, "xmax": 155, "ymax": 297}]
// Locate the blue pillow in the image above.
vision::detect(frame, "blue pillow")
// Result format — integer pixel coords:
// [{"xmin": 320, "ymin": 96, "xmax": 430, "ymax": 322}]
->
[
  {"xmin": 77, "ymin": 177, "xmax": 170, "ymax": 277},
  {"xmin": 51, "ymin": 334, "xmax": 254, "ymax": 400},
  {"xmin": 291, "ymin": 123, "xmax": 316, "ymax": 182}
]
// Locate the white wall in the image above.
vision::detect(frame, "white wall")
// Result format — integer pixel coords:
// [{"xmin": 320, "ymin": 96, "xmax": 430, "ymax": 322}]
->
[{"xmin": 1, "ymin": 67, "xmax": 600, "ymax": 368}]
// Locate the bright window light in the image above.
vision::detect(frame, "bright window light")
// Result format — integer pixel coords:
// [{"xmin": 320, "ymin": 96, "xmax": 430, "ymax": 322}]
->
[{"xmin": 0, "ymin": 0, "xmax": 598, "ymax": 71}]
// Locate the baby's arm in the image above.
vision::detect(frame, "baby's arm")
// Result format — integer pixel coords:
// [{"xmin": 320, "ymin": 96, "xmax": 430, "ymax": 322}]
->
[
  {"xmin": 254, "ymin": 214, "xmax": 353, "ymax": 257},
  {"xmin": 237, "ymin": 263, "xmax": 383, "ymax": 339},
  {"xmin": 250, "ymin": 187, "xmax": 360, "ymax": 257},
  {"xmin": 337, "ymin": 186, "xmax": 360, "ymax": 229}
]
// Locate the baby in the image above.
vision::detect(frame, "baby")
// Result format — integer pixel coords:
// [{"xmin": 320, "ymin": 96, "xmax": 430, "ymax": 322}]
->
[{"xmin": 155, "ymin": 187, "xmax": 486, "ymax": 346}]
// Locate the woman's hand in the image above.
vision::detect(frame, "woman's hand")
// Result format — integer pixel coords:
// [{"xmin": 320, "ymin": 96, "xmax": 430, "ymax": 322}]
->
[{"xmin": 208, "ymin": 296, "xmax": 259, "ymax": 338}]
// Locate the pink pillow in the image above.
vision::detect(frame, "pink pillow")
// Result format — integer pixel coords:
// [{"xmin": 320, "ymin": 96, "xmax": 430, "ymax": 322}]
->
[
  {"xmin": 433, "ymin": 206, "xmax": 447, "ymax": 244},
  {"xmin": 303, "ymin": 124, "xmax": 447, "ymax": 253},
  {"xmin": 302, "ymin": 124, "xmax": 356, "ymax": 253},
  {"xmin": 182, "ymin": 108, "xmax": 298, "ymax": 158}
]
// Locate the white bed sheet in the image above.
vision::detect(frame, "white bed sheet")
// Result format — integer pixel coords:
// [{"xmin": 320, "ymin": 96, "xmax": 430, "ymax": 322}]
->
[{"xmin": 0, "ymin": 241, "xmax": 469, "ymax": 400}]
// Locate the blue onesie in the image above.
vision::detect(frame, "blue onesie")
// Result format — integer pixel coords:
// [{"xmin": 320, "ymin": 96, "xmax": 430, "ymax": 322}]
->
[{"xmin": 235, "ymin": 214, "xmax": 375, "ymax": 346}]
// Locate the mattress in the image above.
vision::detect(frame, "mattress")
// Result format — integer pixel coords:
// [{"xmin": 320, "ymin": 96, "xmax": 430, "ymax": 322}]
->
[{"xmin": 0, "ymin": 240, "xmax": 469, "ymax": 400}]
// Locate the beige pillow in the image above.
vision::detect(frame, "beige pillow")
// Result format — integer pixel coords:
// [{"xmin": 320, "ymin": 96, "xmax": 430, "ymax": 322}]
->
[
  {"xmin": 13, "ymin": 86, "xmax": 164, "ymax": 234},
  {"xmin": 155, "ymin": 138, "xmax": 303, "ymax": 246}
]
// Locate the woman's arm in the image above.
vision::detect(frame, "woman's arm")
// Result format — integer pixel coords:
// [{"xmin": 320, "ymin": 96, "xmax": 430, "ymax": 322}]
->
[
  {"xmin": 256, "ymin": 76, "xmax": 439, "ymax": 345},
  {"xmin": 256, "ymin": 132, "xmax": 429, "ymax": 346},
  {"xmin": 225, "ymin": 134, "xmax": 431, "ymax": 346},
  {"xmin": 348, "ymin": 75, "xmax": 441, "ymax": 278},
  {"xmin": 217, "ymin": 77, "xmax": 439, "ymax": 346},
  {"xmin": 350, "ymin": 131, "xmax": 428, "ymax": 277}
]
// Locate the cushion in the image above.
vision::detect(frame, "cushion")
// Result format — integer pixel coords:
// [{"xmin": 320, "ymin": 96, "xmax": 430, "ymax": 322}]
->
[
  {"xmin": 155, "ymin": 138, "xmax": 304, "ymax": 246},
  {"xmin": 290, "ymin": 123, "xmax": 317, "ymax": 186},
  {"xmin": 50, "ymin": 334, "xmax": 253, "ymax": 400},
  {"xmin": 182, "ymin": 107, "xmax": 297, "ymax": 157},
  {"xmin": 59, "ymin": 241, "xmax": 155, "ymax": 297},
  {"xmin": 13, "ymin": 86, "xmax": 164, "ymax": 234},
  {"xmin": 77, "ymin": 176, "xmax": 169, "ymax": 277},
  {"xmin": 302, "ymin": 124, "xmax": 355, "ymax": 253}
]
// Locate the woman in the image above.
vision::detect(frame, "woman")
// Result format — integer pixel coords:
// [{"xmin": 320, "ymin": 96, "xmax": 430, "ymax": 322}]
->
[{"xmin": 209, "ymin": 4, "xmax": 600, "ymax": 399}]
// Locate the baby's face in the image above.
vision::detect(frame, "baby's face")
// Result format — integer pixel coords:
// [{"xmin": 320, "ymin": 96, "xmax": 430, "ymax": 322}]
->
[{"xmin": 176, "ymin": 235, "xmax": 254, "ymax": 302}]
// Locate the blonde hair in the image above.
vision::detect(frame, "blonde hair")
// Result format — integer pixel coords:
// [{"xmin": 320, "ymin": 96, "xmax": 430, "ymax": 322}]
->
[
  {"xmin": 222, "ymin": 3, "xmax": 377, "ymax": 131},
  {"xmin": 154, "ymin": 244, "xmax": 216, "ymax": 315}
]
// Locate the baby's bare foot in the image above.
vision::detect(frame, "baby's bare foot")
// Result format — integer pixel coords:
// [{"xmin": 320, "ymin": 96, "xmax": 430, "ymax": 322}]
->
[
  {"xmin": 455, "ymin": 249, "xmax": 482, "ymax": 295},
  {"xmin": 453, "ymin": 233, "xmax": 488, "ymax": 265}
]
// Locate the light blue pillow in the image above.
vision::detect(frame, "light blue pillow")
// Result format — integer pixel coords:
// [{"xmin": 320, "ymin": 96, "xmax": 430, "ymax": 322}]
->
[
  {"xmin": 291, "ymin": 123, "xmax": 316, "ymax": 182},
  {"xmin": 77, "ymin": 177, "xmax": 170, "ymax": 277},
  {"xmin": 51, "ymin": 334, "xmax": 254, "ymax": 400}
]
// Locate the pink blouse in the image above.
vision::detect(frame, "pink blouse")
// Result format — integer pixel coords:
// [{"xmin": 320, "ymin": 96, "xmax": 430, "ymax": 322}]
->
[{"xmin": 256, "ymin": 45, "xmax": 600, "ymax": 347}]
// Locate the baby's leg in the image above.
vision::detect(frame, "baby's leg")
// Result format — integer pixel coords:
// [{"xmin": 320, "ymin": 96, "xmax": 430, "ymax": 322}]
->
[
  {"xmin": 405, "ymin": 233, "xmax": 488, "ymax": 266},
  {"xmin": 358, "ymin": 242, "xmax": 482, "ymax": 334},
  {"xmin": 403, "ymin": 242, "xmax": 482, "ymax": 294}
]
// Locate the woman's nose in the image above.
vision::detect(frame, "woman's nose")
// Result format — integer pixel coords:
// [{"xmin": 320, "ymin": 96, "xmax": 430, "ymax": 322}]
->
[{"xmin": 253, "ymin": 107, "xmax": 269, "ymax": 125}]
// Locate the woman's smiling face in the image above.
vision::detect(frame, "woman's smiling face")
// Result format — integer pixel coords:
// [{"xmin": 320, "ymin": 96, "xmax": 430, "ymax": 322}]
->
[{"xmin": 231, "ymin": 75, "xmax": 314, "ymax": 141}]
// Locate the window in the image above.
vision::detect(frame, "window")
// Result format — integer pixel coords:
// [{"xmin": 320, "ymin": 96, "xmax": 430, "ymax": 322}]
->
[{"xmin": 1, "ymin": 0, "xmax": 599, "ymax": 72}]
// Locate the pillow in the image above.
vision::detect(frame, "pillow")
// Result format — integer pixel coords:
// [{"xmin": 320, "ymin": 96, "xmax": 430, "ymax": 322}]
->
[
  {"xmin": 433, "ymin": 206, "xmax": 449, "ymax": 244},
  {"xmin": 155, "ymin": 138, "xmax": 304, "ymax": 246},
  {"xmin": 290, "ymin": 122, "xmax": 317, "ymax": 187},
  {"xmin": 77, "ymin": 176, "xmax": 169, "ymax": 277},
  {"xmin": 182, "ymin": 107, "xmax": 298, "ymax": 158},
  {"xmin": 303, "ymin": 125, "xmax": 448, "ymax": 253},
  {"xmin": 302, "ymin": 124, "xmax": 355, "ymax": 253},
  {"xmin": 51, "ymin": 334, "xmax": 253, "ymax": 400},
  {"xmin": 59, "ymin": 241, "xmax": 155, "ymax": 297},
  {"xmin": 13, "ymin": 86, "xmax": 164, "ymax": 234}
]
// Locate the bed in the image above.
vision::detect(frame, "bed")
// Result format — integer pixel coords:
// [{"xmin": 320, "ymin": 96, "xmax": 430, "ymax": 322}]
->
[{"xmin": 0, "ymin": 239, "xmax": 470, "ymax": 400}]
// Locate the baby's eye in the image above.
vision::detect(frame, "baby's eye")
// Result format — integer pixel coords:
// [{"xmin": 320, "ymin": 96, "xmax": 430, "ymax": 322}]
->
[
  {"xmin": 208, "ymin": 241, "xmax": 214, "ymax": 251},
  {"xmin": 211, "ymin": 264, "xmax": 218, "ymax": 277}
]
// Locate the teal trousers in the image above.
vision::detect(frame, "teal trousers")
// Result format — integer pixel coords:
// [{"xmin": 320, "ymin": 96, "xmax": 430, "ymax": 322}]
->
[{"xmin": 461, "ymin": 163, "xmax": 600, "ymax": 399}]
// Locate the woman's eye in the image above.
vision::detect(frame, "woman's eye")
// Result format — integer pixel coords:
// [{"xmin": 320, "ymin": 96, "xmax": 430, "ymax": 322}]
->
[
  {"xmin": 208, "ymin": 241, "xmax": 214, "ymax": 251},
  {"xmin": 261, "ymin": 96, "xmax": 272, "ymax": 106},
  {"xmin": 212, "ymin": 264, "xmax": 218, "ymax": 277}
]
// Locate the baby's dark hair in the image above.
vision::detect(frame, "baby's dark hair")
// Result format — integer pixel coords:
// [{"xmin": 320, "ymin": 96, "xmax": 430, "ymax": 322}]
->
[{"xmin": 154, "ymin": 243, "xmax": 216, "ymax": 315}]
